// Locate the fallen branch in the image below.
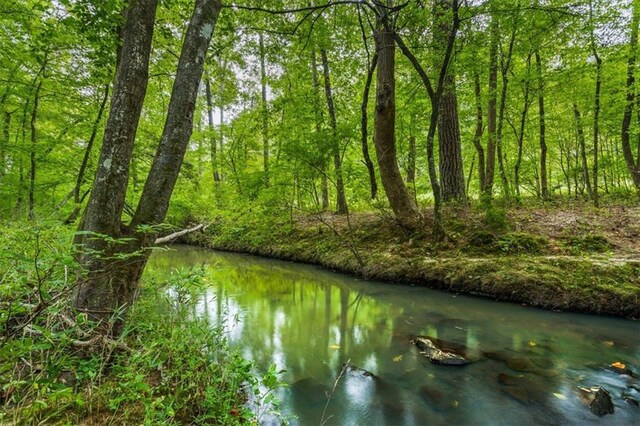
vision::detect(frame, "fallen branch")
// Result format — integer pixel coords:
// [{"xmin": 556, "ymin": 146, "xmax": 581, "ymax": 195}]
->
[{"xmin": 155, "ymin": 224, "xmax": 205, "ymax": 245}]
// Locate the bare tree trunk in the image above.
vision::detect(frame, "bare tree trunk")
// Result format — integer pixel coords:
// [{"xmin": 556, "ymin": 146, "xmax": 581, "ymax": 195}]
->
[
  {"xmin": 0, "ymin": 110, "xmax": 9, "ymax": 178},
  {"xmin": 65, "ymin": 84, "xmax": 110, "ymax": 224},
  {"xmin": 320, "ymin": 49, "xmax": 348, "ymax": 214},
  {"xmin": 373, "ymin": 3, "xmax": 420, "ymax": 228},
  {"xmin": 574, "ymin": 103, "xmax": 594, "ymax": 200},
  {"xmin": 622, "ymin": 0, "xmax": 640, "ymax": 191},
  {"xmin": 361, "ymin": 53, "xmax": 378, "ymax": 199},
  {"xmin": 259, "ymin": 32, "xmax": 269, "ymax": 186}
]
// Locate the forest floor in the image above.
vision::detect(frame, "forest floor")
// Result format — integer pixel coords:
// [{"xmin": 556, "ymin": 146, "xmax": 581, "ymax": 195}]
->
[{"xmin": 185, "ymin": 200, "xmax": 640, "ymax": 319}]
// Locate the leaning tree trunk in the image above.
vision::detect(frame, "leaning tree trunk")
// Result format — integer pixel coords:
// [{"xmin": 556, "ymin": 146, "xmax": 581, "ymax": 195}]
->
[
  {"xmin": 320, "ymin": 49, "xmax": 348, "ymax": 214},
  {"xmin": 74, "ymin": 0, "xmax": 222, "ymax": 335},
  {"xmin": 28, "ymin": 79, "xmax": 42, "ymax": 220},
  {"xmin": 373, "ymin": 6, "xmax": 420, "ymax": 228},
  {"xmin": 204, "ymin": 74, "xmax": 220, "ymax": 182}
]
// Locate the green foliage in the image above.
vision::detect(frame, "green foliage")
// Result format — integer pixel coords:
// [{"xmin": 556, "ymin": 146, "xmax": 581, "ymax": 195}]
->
[
  {"xmin": 0, "ymin": 222, "xmax": 285, "ymax": 424},
  {"xmin": 497, "ymin": 232, "xmax": 549, "ymax": 255},
  {"xmin": 563, "ymin": 233, "xmax": 613, "ymax": 254},
  {"xmin": 482, "ymin": 206, "xmax": 510, "ymax": 232}
]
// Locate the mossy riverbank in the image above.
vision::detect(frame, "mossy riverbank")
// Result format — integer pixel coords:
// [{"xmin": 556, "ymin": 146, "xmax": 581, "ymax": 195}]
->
[{"xmin": 183, "ymin": 204, "xmax": 640, "ymax": 319}]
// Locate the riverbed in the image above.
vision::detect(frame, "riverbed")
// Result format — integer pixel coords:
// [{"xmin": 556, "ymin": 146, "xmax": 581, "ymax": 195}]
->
[{"xmin": 147, "ymin": 245, "xmax": 640, "ymax": 425}]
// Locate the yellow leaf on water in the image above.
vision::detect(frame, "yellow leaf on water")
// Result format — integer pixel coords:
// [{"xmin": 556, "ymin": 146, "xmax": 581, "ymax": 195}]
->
[
  {"xmin": 603, "ymin": 340, "xmax": 614, "ymax": 347},
  {"xmin": 393, "ymin": 355, "xmax": 403, "ymax": 362},
  {"xmin": 329, "ymin": 344, "xmax": 340, "ymax": 349},
  {"xmin": 611, "ymin": 361, "xmax": 626, "ymax": 369},
  {"xmin": 528, "ymin": 341, "xmax": 536, "ymax": 347},
  {"xmin": 553, "ymin": 393, "xmax": 567, "ymax": 400}
]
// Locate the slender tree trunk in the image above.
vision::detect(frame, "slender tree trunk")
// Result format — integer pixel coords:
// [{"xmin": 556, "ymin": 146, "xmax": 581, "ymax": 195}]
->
[
  {"xmin": 205, "ymin": 74, "xmax": 220, "ymax": 182},
  {"xmin": 472, "ymin": 72, "xmax": 486, "ymax": 193},
  {"xmin": 574, "ymin": 103, "xmax": 594, "ymax": 200},
  {"xmin": 259, "ymin": 32, "xmax": 269, "ymax": 186},
  {"xmin": 534, "ymin": 50, "xmax": 549, "ymax": 199},
  {"xmin": 486, "ymin": 13, "xmax": 499, "ymax": 197},
  {"xmin": 407, "ymin": 135, "xmax": 416, "ymax": 183},
  {"xmin": 373, "ymin": 4, "xmax": 420, "ymax": 228},
  {"xmin": 496, "ymin": 10, "xmax": 519, "ymax": 200},
  {"xmin": 320, "ymin": 49, "xmax": 348, "ymax": 214},
  {"xmin": 65, "ymin": 84, "xmax": 110, "ymax": 224},
  {"xmin": 1, "ymin": 110, "xmax": 10, "ymax": 178},
  {"xmin": 361, "ymin": 53, "xmax": 378, "ymax": 199},
  {"xmin": 311, "ymin": 48, "xmax": 329, "ymax": 210},
  {"xmin": 588, "ymin": 0, "xmax": 601, "ymax": 206},
  {"xmin": 622, "ymin": 0, "xmax": 640, "ymax": 191},
  {"xmin": 28, "ymin": 80, "xmax": 42, "ymax": 220},
  {"xmin": 514, "ymin": 53, "xmax": 532, "ymax": 199}
]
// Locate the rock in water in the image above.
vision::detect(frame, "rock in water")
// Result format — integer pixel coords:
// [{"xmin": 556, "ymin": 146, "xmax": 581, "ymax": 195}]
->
[
  {"xmin": 411, "ymin": 336, "xmax": 469, "ymax": 366},
  {"xmin": 579, "ymin": 386, "xmax": 614, "ymax": 417}
]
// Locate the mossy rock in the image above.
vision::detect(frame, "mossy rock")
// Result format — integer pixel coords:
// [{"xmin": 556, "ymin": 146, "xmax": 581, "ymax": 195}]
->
[{"xmin": 497, "ymin": 232, "xmax": 548, "ymax": 255}]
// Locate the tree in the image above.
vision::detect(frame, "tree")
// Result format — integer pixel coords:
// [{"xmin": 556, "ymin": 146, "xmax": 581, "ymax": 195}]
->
[
  {"xmin": 73, "ymin": 0, "xmax": 222, "ymax": 334},
  {"xmin": 622, "ymin": 0, "xmax": 640, "ymax": 192}
]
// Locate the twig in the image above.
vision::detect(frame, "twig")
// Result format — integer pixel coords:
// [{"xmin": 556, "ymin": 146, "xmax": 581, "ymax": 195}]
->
[
  {"xmin": 320, "ymin": 359, "xmax": 350, "ymax": 426},
  {"xmin": 155, "ymin": 224, "xmax": 205, "ymax": 244}
]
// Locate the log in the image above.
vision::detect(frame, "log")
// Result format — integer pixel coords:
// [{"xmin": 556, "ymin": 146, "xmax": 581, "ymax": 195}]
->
[{"xmin": 155, "ymin": 224, "xmax": 205, "ymax": 245}]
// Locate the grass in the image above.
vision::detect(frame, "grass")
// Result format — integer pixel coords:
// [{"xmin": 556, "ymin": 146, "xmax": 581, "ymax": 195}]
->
[
  {"xmin": 184, "ymin": 203, "xmax": 640, "ymax": 319},
  {"xmin": 0, "ymin": 221, "xmax": 283, "ymax": 425}
]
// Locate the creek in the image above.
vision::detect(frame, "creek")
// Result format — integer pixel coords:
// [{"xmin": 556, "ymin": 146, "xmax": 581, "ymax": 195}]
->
[{"xmin": 147, "ymin": 245, "xmax": 640, "ymax": 425}]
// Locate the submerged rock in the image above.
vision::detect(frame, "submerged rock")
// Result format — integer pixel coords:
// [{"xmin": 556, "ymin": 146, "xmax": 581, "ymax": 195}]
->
[
  {"xmin": 497, "ymin": 373, "xmax": 546, "ymax": 405},
  {"xmin": 411, "ymin": 336, "xmax": 469, "ymax": 366},
  {"xmin": 342, "ymin": 363, "xmax": 377, "ymax": 379}
]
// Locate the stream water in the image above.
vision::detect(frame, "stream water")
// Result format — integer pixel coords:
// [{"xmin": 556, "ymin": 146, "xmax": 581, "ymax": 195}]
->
[{"xmin": 147, "ymin": 245, "xmax": 640, "ymax": 425}]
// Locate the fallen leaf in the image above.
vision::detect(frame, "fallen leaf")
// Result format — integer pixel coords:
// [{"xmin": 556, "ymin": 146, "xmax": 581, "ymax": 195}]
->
[
  {"xmin": 553, "ymin": 393, "xmax": 567, "ymax": 400},
  {"xmin": 329, "ymin": 344, "xmax": 340, "ymax": 349},
  {"xmin": 393, "ymin": 355, "xmax": 403, "ymax": 362},
  {"xmin": 603, "ymin": 340, "xmax": 614, "ymax": 347},
  {"xmin": 528, "ymin": 341, "xmax": 536, "ymax": 347},
  {"xmin": 611, "ymin": 361, "xmax": 626, "ymax": 369}
]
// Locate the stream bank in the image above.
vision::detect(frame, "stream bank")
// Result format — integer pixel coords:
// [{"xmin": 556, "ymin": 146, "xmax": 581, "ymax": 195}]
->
[{"xmin": 181, "ymin": 205, "xmax": 640, "ymax": 318}]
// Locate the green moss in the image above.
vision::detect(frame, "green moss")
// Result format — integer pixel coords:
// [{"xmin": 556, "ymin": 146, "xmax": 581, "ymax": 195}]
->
[
  {"xmin": 497, "ymin": 232, "xmax": 549, "ymax": 254},
  {"xmin": 563, "ymin": 233, "xmax": 613, "ymax": 254}
]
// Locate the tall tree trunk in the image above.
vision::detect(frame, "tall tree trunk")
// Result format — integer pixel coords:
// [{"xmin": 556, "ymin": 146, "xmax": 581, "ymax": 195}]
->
[
  {"xmin": 320, "ymin": 49, "xmax": 348, "ymax": 214},
  {"xmin": 65, "ymin": 84, "xmax": 110, "ymax": 224},
  {"xmin": 514, "ymin": 53, "xmax": 532, "ymax": 199},
  {"xmin": 622, "ymin": 0, "xmax": 640, "ymax": 191},
  {"xmin": 589, "ymin": 0, "xmax": 601, "ymax": 207},
  {"xmin": 472, "ymin": 72, "xmax": 486, "ymax": 193},
  {"xmin": 486, "ymin": 12, "xmax": 499, "ymax": 197},
  {"xmin": 74, "ymin": 0, "xmax": 222, "ymax": 335},
  {"xmin": 373, "ymin": 3, "xmax": 420, "ymax": 228},
  {"xmin": 496, "ymin": 9, "xmax": 519, "ymax": 200},
  {"xmin": 204, "ymin": 73, "xmax": 220, "ymax": 182},
  {"xmin": 28, "ymin": 80, "xmax": 43, "ymax": 220},
  {"xmin": 311, "ymin": 48, "xmax": 329, "ymax": 210},
  {"xmin": 535, "ymin": 50, "xmax": 549, "ymax": 199},
  {"xmin": 434, "ymin": 0, "xmax": 465, "ymax": 202},
  {"xmin": 259, "ymin": 32, "xmax": 269, "ymax": 186},
  {"xmin": 574, "ymin": 103, "xmax": 594, "ymax": 200},
  {"xmin": 73, "ymin": 0, "xmax": 159, "ymax": 326},
  {"xmin": 361, "ymin": 53, "xmax": 379, "ymax": 199}
]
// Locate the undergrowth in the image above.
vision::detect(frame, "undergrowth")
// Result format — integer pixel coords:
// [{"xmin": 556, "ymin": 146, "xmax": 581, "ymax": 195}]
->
[{"xmin": 0, "ymin": 220, "xmax": 284, "ymax": 425}]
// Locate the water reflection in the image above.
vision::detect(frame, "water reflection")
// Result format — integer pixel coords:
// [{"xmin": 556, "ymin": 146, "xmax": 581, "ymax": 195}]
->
[{"xmin": 147, "ymin": 246, "xmax": 640, "ymax": 425}]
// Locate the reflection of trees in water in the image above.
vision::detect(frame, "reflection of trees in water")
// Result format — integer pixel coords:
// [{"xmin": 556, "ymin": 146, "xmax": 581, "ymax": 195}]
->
[{"xmin": 148, "ymin": 249, "xmax": 640, "ymax": 425}]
